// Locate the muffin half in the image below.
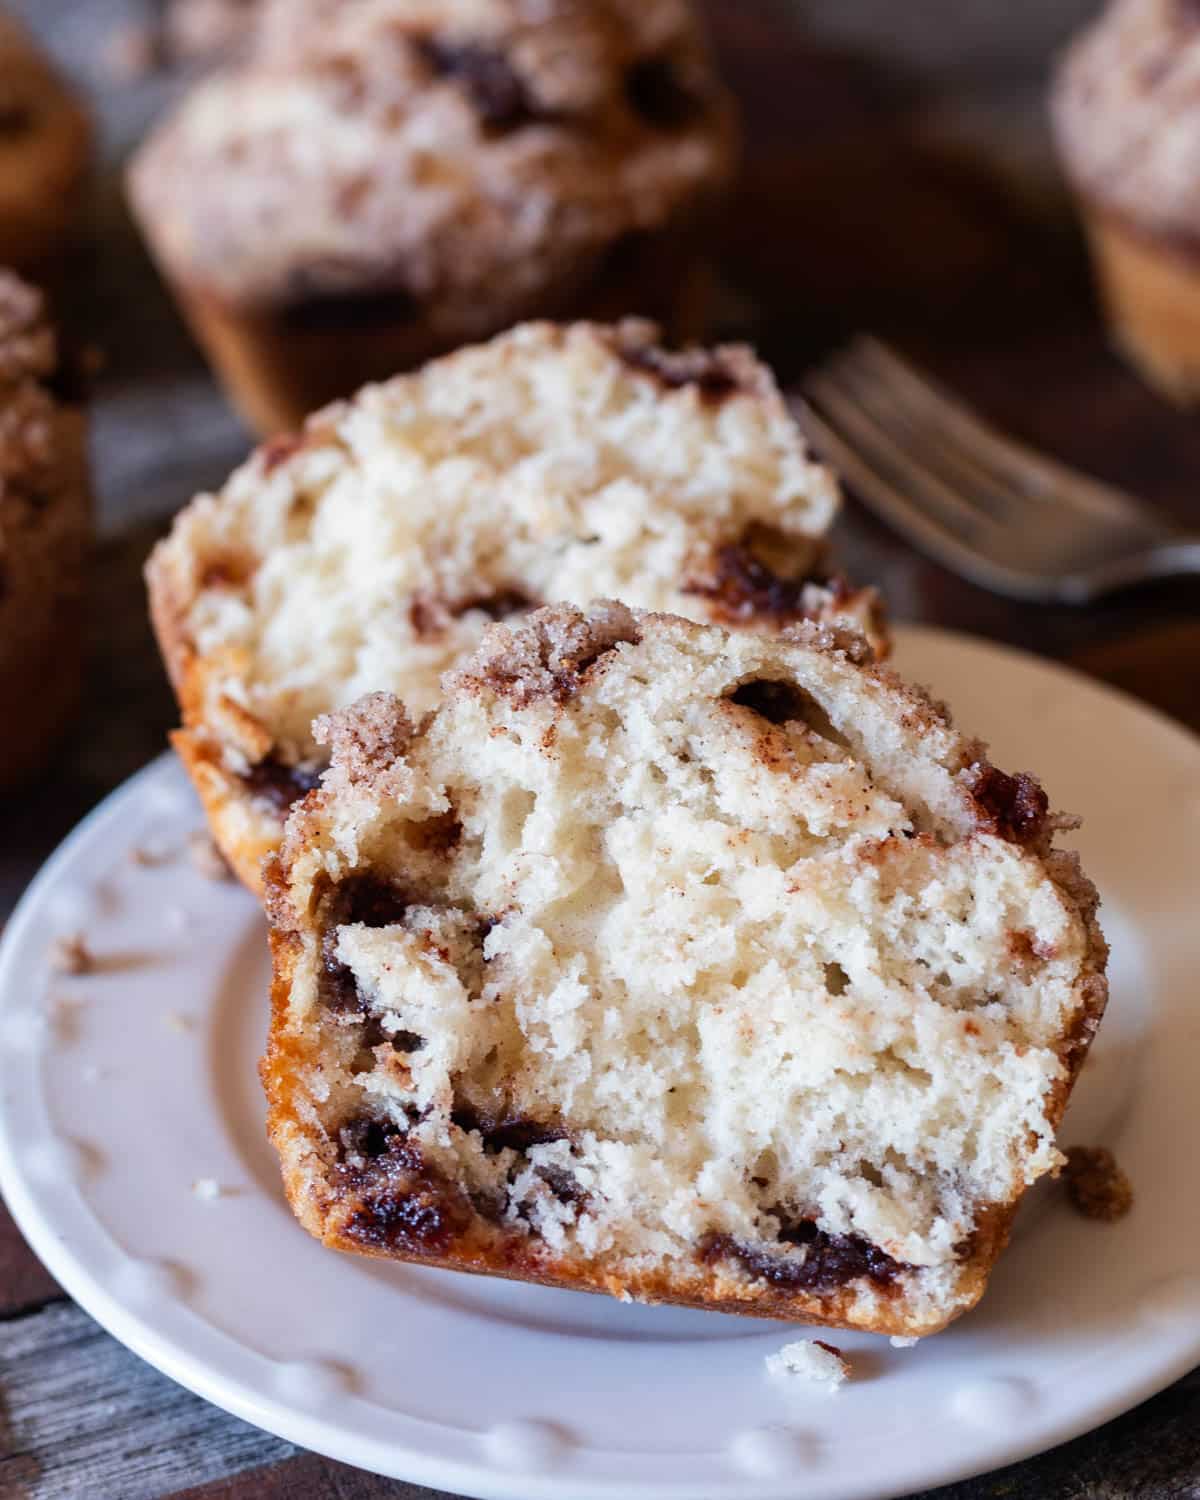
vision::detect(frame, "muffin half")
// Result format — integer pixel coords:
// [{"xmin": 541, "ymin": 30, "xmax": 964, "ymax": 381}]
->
[
  {"xmin": 262, "ymin": 603, "xmax": 1107, "ymax": 1336},
  {"xmin": 147, "ymin": 319, "xmax": 883, "ymax": 892},
  {"xmin": 128, "ymin": 0, "xmax": 737, "ymax": 434}
]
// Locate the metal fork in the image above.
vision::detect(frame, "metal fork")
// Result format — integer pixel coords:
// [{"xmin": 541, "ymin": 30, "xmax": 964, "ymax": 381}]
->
[{"xmin": 797, "ymin": 338, "xmax": 1200, "ymax": 604}]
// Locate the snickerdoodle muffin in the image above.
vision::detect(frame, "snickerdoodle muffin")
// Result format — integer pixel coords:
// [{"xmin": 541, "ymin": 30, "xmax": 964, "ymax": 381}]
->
[
  {"xmin": 0, "ymin": 11, "xmax": 91, "ymax": 276},
  {"xmin": 0, "ymin": 270, "xmax": 90, "ymax": 785},
  {"xmin": 128, "ymin": 0, "xmax": 737, "ymax": 435},
  {"xmin": 162, "ymin": 0, "xmax": 262, "ymax": 65},
  {"xmin": 146, "ymin": 319, "xmax": 884, "ymax": 893},
  {"xmin": 1053, "ymin": 0, "xmax": 1200, "ymax": 400},
  {"xmin": 261, "ymin": 603, "xmax": 1108, "ymax": 1335}
]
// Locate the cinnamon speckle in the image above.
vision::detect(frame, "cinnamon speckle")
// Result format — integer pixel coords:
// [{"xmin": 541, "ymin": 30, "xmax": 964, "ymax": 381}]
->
[{"xmin": 49, "ymin": 933, "xmax": 94, "ymax": 975}]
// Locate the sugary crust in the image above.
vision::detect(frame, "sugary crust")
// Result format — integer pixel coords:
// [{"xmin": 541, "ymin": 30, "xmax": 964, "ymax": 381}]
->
[
  {"xmin": 147, "ymin": 554, "xmax": 279, "ymax": 888},
  {"xmin": 261, "ymin": 604, "xmax": 1108, "ymax": 1336},
  {"xmin": 0, "ymin": 15, "xmax": 92, "ymax": 272}
]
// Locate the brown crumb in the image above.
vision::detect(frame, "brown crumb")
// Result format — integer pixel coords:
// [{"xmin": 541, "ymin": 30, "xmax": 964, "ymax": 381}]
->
[
  {"xmin": 1064, "ymin": 1145, "xmax": 1133, "ymax": 1222},
  {"xmin": 49, "ymin": 933, "xmax": 94, "ymax": 975},
  {"xmin": 130, "ymin": 842, "xmax": 170, "ymax": 867},
  {"xmin": 187, "ymin": 830, "xmax": 233, "ymax": 881}
]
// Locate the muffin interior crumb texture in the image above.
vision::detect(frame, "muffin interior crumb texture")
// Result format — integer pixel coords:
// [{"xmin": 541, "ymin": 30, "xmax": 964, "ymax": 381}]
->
[
  {"xmin": 765, "ymin": 1339, "xmax": 849, "ymax": 1389},
  {"xmin": 265, "ymin": 604, "xmax": 1107, "ymax": 1335},
  {"xmin": 153, "ymin": 319, "xmax": 856, "ymax": 789}
]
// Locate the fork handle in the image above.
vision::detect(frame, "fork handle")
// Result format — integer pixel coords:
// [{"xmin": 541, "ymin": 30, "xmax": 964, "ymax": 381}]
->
[
  {"xmin": 1096, "ymin": 536, "xmax": 1200, "ymax": 596},
  {"xmin": 1070, "ymin": 535, "xmax": 1200, "ymax": 600}
]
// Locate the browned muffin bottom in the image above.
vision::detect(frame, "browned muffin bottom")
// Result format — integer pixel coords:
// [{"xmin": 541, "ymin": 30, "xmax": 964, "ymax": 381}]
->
[
  {"xmin": 1052, "ymin": 0, "xmax": 1200, "ymax": 399},
  {"xmin": 0, "ymin": 269, "xmax": 90, "ymax": 786}
]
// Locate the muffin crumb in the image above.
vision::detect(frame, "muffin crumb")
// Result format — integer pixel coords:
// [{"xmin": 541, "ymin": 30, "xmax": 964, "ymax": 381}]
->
[
  {"xmin": 1064, "ymin": 1145, "xmax": 1133, "ymax": 1222},
  {"xmin": 49, "ymin": 932, "xmax": 94, "ymax": 975},
  {"xmin": 765, "ymin": 1339, "xmax": 849, "ymax": 1390},
  {"xmin": 130, "ymin": 841, "xmax": 171, "ymax": 867}
]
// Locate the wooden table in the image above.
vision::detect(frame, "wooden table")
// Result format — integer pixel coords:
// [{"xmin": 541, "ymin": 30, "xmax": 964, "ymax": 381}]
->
[{"xmin": 2, "ymin": 2, "xmax": 1198, "ymax": 1496}]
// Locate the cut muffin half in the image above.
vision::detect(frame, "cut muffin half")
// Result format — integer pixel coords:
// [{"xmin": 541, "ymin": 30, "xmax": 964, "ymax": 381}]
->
[
  {"xmin": 262, "ymin": 603, "xmax": 1107, "ymax": 1336},
  {"xmin": 147, "ymin": 319, "xmax": 883, "ymax": 892}
]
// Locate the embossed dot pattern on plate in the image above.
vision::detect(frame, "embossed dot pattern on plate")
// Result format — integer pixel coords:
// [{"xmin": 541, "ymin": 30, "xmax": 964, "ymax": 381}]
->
[
  {"xmin": 729, "ymin": 1425, "xmax": 820, "ymax": 1477},
  {"xmin": 950, "ymin": 1376, "xmax": 1038, "ymax": 1427},
  {"xmin": 484, "ymin": 1419, "xmax": 573, "ymax": 1471}
]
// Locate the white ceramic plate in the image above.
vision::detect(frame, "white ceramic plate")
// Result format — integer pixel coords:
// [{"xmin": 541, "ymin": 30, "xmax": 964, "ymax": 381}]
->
[{"xmin": 2, "ymin": 625, "xmax": 1199, "ymax": 1500}]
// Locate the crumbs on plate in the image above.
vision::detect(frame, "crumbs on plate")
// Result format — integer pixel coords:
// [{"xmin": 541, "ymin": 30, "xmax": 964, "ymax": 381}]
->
[
  {"xmin": 1064, "ymin": 1145, "xmax": 1133, "ymax": 1222},
  {"xmin": 765, "ymin": 1339, "xmax": 849, "ymax": 1391}
]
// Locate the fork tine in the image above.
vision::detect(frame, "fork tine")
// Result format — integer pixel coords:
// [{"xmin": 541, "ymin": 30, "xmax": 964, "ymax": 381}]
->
[
  {"xmin": 845, "ymin": 339, "xmax": 1155, "ymax": 529},
  {"xmin": 804, "ymin": 370, "xmax": 991, "ymax": 543},
  {"xmin": 796, "ymin": 398, "xmax": 998, "ymax": 574},
  {"xmin": 796, "ymin": 400, "xmax": 1061, "ymax": 599},
  {"xmin": 820, "ymin": 348, "xmax": 1015, "ymax": 524}
]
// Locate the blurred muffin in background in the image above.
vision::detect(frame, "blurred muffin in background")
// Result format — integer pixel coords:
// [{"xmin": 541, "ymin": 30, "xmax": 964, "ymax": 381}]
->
[
  {"xmin": 161, "ymin": 0, "xmax": 262, "ymax": 66},
  {"xmin": 127, "ymin": 0, "xmax": 737, "ymax": 436},
  {"xmin": 0, "ymin": 10, "xmax": 91, "ymax": 277},
  {"xmin": 1053, "ymin": 0, "xmax": 1200, "ymax": 402},
  {"xmin": 0, "ymin": 270, "xmax": 90, "ymax": 787}
]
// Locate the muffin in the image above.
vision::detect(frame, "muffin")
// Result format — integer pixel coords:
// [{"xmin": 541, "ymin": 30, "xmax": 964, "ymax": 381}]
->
[
  {"xmin": 1053, "ymin": 0, "xmax": 1200, "ymax": 401},
  {"xmin": 0, "ymin": 11, "xmax": 92, "ymax": 276},
  {"xmin": 127, "ymin": 0, "xmax": 737, "ymax": 435},
  {"xmin": 0, "ymin": 270, "xmax": 90, "ymax": 786},
  {"xmin": 147, "ymin": 319, "xmax": 884, "ymax": 893},
  {"xmin": 261, "ymin": 603, "xmax": 1108, "ymax": 1336},
  {"xmin": 162, "ymin": 0, "xmax": 263, "ymax": 65}
]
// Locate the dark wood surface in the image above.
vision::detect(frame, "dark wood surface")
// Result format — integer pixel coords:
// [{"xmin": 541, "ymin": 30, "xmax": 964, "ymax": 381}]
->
[{"xmin": 2, "ymin": 1, "xmax": 1199, "ymax": 1496}]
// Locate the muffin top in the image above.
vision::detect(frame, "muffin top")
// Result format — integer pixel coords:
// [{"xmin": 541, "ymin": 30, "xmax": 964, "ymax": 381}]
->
[
  {"xmin": 0, "ymin": 270, "xmax": 60, "ymax": 518},
  {"xmin": 0, "ymin": 265, "xmax": 89, "ymax": 659},
  {"xmin": 1053, "ymin": 0, "xmax": 1200, "ymax": 241},
  {"xmin": 129, "ymin": 0, "xmax": 736, "ymax": 310}
]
